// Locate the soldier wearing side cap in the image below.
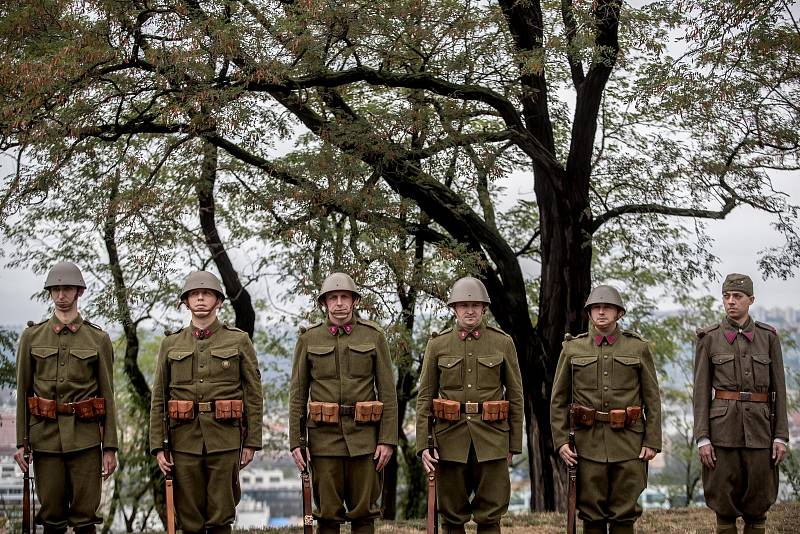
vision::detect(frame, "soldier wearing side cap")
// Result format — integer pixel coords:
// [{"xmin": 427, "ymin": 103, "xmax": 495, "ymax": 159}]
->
[
  {"xmin": 550, "ymin": 285, "xmax": 661, "ymax": 534},
  {"xmin": 149, "ymin": 271, "xmax": 263, "ymax": 534},
  {"xmin": 14, "ymin": 262, "xmax": 119, "ymax": 534},
  {"xmin": 415, "ymin": 276, "xmax": 524, "ymax": 534},
  {"xmin": 693, "ymin": 274, "xmax": 789, "ymax": 534},
  {"xmin": 288, "ymin": 272, "xmax": 398, "ymax": 534}
]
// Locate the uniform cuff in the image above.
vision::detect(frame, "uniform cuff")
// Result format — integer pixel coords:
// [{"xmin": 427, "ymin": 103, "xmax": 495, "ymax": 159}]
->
[
  {"xmin": 697, "ymin": 438, "xmax": 711, "ymax": 448},
  {"xmin": 774, "ymin": 438, "xmax": 788, "ymax": 446}
]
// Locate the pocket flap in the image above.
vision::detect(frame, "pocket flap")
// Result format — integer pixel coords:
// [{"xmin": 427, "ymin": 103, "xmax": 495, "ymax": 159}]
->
[
  {"xmin": 709, "ymin": 405, "xmax": 728, "ymax": 418},
  {"xmin": 477, "ymin": 355, "xmax": 503, "ymax": 368},
  {"xmin": 210, "ymin": 348, "xmax": 239, "ymax": 359},
  {"xmin": 613, "ymin": 356, "xmax": 640, "ymax": 366},
  {"xmin": 308, "ymin": 345, "xmax": 335, "ymax": 356},
  {"xmin": 711, "ymin": 353, "xmax": 734, "ymax": 364},
  {"xmin": 571, "ymin": 356, "xmax": 597, "ymax": 367},
  {"xmin": 437, "ymin": 356, "xmax": 462, "ymax": 369},
  {"xmin": 70, "ymin": 349, "xmax": 97, "ymax": 360},
  {"xmin": 168, "ymin": 350, "xmax": 193, "ymax": 361},
  {"xmin": 752, "ymin": 354, "xmax": 771, "ymax": 365},
  {"xmin": 31, "ymin": 346, "xmax": 57, "ymax": 358},
  {"xmin": 349, "ymin": 343, "xmax": 375, "ymax": 353}
]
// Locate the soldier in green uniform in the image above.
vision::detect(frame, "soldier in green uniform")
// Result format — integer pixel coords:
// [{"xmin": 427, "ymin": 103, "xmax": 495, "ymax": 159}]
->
[
  {"xmin": 693, "ymin": 273, "xmax": 789, "ymax": 534},
  {"xmin": 289, "ymin": 272, "xmax": 398, "ymax": 534},
  {"xmin": 550, "ymin": 285, "xmax": 661, "ymax": 534},
  {"xmin": 149, "ymin": 271, "xmax": 263, "ymax": 534},
  {"xmin": 415, "ymin": 276, "xmax": 524, "ymax": 534},
  {"xmin": 14, "ymin": 261, "xmax": 119, "ymax": 534}
]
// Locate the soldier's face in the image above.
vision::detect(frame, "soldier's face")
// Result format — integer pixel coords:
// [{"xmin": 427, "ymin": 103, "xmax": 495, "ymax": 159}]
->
[
  {"xmin": 185, "ymin": 288, "xmax": 221, "ymax": 319},
  {"xmin": 723, "ymin": 290, "xmax": 754, "ymax": 321},
  {"xmin": 49, "ymin": 285, "xmax": 83, "ymax": 312},
  {"xmin": 325, "ymin": 291, "xmax": 357, "ymax": 324},
  {"xmin": 453, "ymin": 301, "xmax": 486, "ymax": 330},
  {"xmin": 589, "ymin": 303, "xmax": 622, "ymax": 331}
]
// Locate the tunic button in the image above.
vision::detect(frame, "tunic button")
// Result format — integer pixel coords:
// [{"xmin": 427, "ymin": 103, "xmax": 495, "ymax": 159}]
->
[
  {"xmin": 604, "ymin": 402, "xmax": 609, "ymax": 406},
  {"xmin": 467, "ymin": 416, "xmax": 472, "ymax": 420},
  {"xmin": 603, "ymin": 371, "xmax": 608, "ymax": 376},
  {"xmin": 60, "ymin": 378, "xmax": 64, "ymax": 382},
  {"xmin": 468, "ymin": 369, "xmax": 472, "ymax": 373},
  {"xmin": 603, "ymin": 356, "xmax": 608, "ymax": 359},
  {"xmin": 60, "ymin": 361, "xmax": 65, "ymax": 366},
  {"xmin": 603, "ymin": 386, "xmax": 608, "ymax": 390},
  {"xmin": 467, "ymin": 384, "xmax": 472, "ymax": 388},
  {"xmin": 744, "ymin": 371, "xmax": 749, "ymax": 375},
  {"xmin": 200, "ymin": 379, "xmax": 204, "ymax": 383},
  {"xmin": 468, "ymin": 353, "xmax": 472, "ymax": 356},
  {"xmin": 200, "ymin": 364, "xmax": 205, "ymax": 368}
]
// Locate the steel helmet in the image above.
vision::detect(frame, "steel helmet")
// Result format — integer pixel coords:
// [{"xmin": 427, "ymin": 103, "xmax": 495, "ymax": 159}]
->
[
  {"xmin": 584, "ymin": 285, "xmax": 625, "ymax": 315},
  {"xmin": 317, "ymin": 272, "xmax": 361, "ymax": 305},
  {"xmin": 180, "ymin": 271, "xmax": 225, "ymax": 301},
  {"xmin": 447, "ymin": 276, "xmax": 491, "ymax": 306},
  {"xmin": 43, "ymin": 261, "xmax": 86, "ymax": 289}
]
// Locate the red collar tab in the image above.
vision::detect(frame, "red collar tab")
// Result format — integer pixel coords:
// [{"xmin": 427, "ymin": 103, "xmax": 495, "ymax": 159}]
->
[
  {"xmin": 724, "ymin": 329, "xmax": 753, "ymax": 344},
  {"xmin": 53, "ymin": 323, "xmax": 78, "ymax": 334},
  {"xmin": 459, "ymin": 329, "xmax": 480, "ymax": 341},
  {"xmin": 193, "ymin": 328, "xmax": 212, "ymax": 340},
  {"xmin": 594, "ymin": 335, "xmax": 616, "ymax": 346},
  {"xmin": 329, "ymin": 324, "xmax": 353, "ymax": 336}
]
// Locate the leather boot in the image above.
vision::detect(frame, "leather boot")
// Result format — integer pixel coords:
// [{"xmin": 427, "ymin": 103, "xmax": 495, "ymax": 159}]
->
[
  {"xmin": 609, "ymin": 522, "xmax": 634, "ymax": 534},
  {"xmin": 583, "ymin": 521, "xmax": 608, "ymax": 534},
  {"xmin": 476, "ymin": 523, "xmax": 501, "ymax": 534},
  {"xmin": 742, "ymin": 518, "xmax": 766, "ymax": 534},
  {"xmin": 442, "ymin": 524, "xmax": 467, "ymax": 534},
  {"xmin": 350, "ymin": 519, "xmax": 375, "ymax": 534},
  {"xmin": 716, "ymin": 515, "xmax": 738, "ymax": 534},
  {"xmin": 317, "ymin": 520, "xmax": 340, "ymax": 534},
  {"xmin": 207, "ymin": 527, "xmax": 232, "ymax": 534}
]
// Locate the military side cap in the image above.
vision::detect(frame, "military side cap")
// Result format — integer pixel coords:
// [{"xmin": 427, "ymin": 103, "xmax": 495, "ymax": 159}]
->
[{"xmin": 722, "ymin": 273, "xmax": 753, "ymax": 296}]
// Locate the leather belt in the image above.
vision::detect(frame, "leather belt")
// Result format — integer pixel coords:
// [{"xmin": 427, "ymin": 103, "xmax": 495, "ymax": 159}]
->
[
  {"xmin": 714, "ymin": 389, "xmax": 769, "ymax": 403},
  {"xmin": 197, "ymin": 401, "xmax": 214, "ymax": 413},
  {"xmin": 56, "ymin": 403, "xmax": 78, "ymax": 415},
  {"xmin": 462, "ymin": 402, "xmax": 483, "ymax": 414},
  {"xmin": 339, "ymin": 405, "xmax": 355, "ymax": 416},
  {"xmin": 593, "ymin": 411, "xmax": 611, "ymax": 422}
]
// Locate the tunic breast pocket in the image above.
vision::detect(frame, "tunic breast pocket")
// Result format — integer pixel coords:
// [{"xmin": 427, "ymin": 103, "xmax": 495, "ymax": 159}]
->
[
  {"xmin": 308, "ymin": 345, "xmax": 337, "ymax": 380},
  {"xmin": 348, "ymin": 343, "xmax": 375, "ymax": 378},
  {"xmin": 571, "ymin": 356, "xmax": 598, "ymax": 390},
  {"xmin": 68, "ymin": 349, "xmax": 97, "ymax": 382},
  {"xmin": 711, "ymin": 353, "xmax": 736, "ymax": 387},
  {"xmin": 210, "ymin": 348, "xmax": 240, "ymax": 382},
  {"xmin": 751, "ymin": 354, "xmax": 771, "ymax": 388},
  {"xmin": 168, "ymin": 350, "xmax": 194, "ymax": 385},
  {"xmin": 31, "ymin": 347, "xmax": 58, "ymax": 381},
  {"xmin": 438, "ymin": 356, "xmax": 463, "ymax": 390},
  {"xmin": 611, "ymin": 356, "xmax": 640, "ymax": 390},
  {"xmin": 477, "ymin": 355, "xmax": 503, "ymax": 389}
]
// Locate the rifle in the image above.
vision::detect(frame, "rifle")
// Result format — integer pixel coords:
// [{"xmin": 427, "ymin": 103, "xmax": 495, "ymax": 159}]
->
[
  {"xmin": 299, "ymin": 416, "xmax": 313, "ymax": 534},
  {"xmin": 22, "ymin": 398, "xmax": 32, "ymax": 534},
  {"xmin": 426, "ymin": 415, "xmax": 438, "ymax": 534},
  {"xmin": 769, "ymin": 391, "xmax": 777, "ymax": 441},
  {"xmin": 566, "ymin": 406, "xmax": 577, "ymax": 534},
  {"xmin": 161, "ymin": 363, "xmax": 176, "ymax": 534}
]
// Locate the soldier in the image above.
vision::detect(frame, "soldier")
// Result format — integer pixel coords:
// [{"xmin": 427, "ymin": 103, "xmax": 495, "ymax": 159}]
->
[
  {"xmin": 550, "ymin": 285, "xmax": 661, "ymax": 534},
  {"xmin": 14, "ymin": 261, "xmax": 119, "ymax": 534},
  {"xmin": 693, "ymin": 273, "xmax": 789, "ymax": 534},
  {"xmin": 149, "ymin": 271, "xmax": 263, "ymax": 534},
  {"xmin": 415, "ymin": 276, "xmax": 524, "ymax": 534},
  {"xmin": 289, "ymin": 272, "xmax": 398, "ymax": 534}
]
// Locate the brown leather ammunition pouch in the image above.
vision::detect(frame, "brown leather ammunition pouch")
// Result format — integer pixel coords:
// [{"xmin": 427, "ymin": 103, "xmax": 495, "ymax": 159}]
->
[
  {"xmin": 92, "ymin": 397, "xmax": 106, "ymax": 417},
  {"xmin": 354, "ymin": 401, "xmax": 383, "ymax": 423},
  {"xmin": 73, "ymin": 398, "xmax": 105, "ymax": 421},
  {"xmin": 215, "ymin": 399, "xmax": 243, "ymax": 421},
  {"xmin": 309, "ymin": 402, "xmax": 340, "ymax": 424},
  {"xmin": 481, "ymin": 400, "xmax": 510, "ymax": 422},
  {"xmin": 625, "ymin": 406, "xmax": 642, "ymax": 428},
  {"xmin": 168, "ymin": 400, "xmax": 195, "ymax": 421},
  {"xmin": 571, "ymin": 404, "xmax": 596, "ymax": 427},
  {"xmin": 609, "ymin": 409, "xmax": 627, "ymax": 430},
  {"xmin": 432, "ymin": 398, "xmax": 461, "ymax": 421},
  {"xmin": 28, "ymin": 396, "xmax": 56, "ymax": 420}
]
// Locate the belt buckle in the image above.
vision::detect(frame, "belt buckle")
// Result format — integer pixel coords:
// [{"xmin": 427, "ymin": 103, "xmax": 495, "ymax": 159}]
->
[
  {"xmin": 197, "ymin": 402, "xmax": 213, "ymax": 413},
  {"xmin": 739, "ymin": 391, "xmax": 751, "ymax": 402},
  {"xmin": 465, "ymin": 402, "xmax": 479, "ymax": 414}
]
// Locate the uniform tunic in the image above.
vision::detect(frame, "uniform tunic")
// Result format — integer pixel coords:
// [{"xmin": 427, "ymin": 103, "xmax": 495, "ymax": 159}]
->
[
  {"xmin": 149, "ymin": 319, "xmax": 263, "ymax": 533},
  {"xmin": 288, "ymin": 317, "xmax": 398, "ymax": 531},
  {"xmin": 693, "ymin": 317, "xmax": 789, "ymax": 520},
  {"xmin": 550, "ymin": 326, "xmax": 661, "ymax": 527},
  {"xmin": 415, "ymin": 320, "xmax": 524, "ymax": 531},
  {"xmin": 15, "ymin": 314, "xmax": 119, "ymax": 530}
]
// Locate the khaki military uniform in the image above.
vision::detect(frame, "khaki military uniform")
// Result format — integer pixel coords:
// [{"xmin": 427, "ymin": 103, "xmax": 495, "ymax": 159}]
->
[
  {"xmin": 15, "ymin": 315, "xmax": 119, "ymax": 533},
  {"xmin": 149, "ymin": 319, "xmax": 263, "ymax": 534},
  {"xmin": 693, "ymin": 317, "xmax": 789, "ymax": 524},
  {"xmin": 415, "ymin": 319, "xmax": 524, "ymax": 534},
  {"xmin": 550, "ymin": 326, "xmax": 661, "ymax": 534},
  {"xmin": 289, "ymin": 317, "xmax": 398, "ymax": 534}
]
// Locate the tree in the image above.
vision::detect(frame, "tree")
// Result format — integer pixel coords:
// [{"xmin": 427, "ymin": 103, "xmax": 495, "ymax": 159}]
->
[{"xmin": 2, "ymin": 0, "xmax": 799, "ymax": 511}]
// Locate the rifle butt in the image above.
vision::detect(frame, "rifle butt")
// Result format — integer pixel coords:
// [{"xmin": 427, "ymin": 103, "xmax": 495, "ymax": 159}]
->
[{"xmin": 165, "ymin": 476, "xmax": 176, "ymax": 534}]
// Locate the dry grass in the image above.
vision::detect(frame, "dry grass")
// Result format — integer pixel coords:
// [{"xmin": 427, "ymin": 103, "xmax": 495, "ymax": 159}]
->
[{"xmin": 241, "ymin": 503, "xmax": 799, "ymax": 533}]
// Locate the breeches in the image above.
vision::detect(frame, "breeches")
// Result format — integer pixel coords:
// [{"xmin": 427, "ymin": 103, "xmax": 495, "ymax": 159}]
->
[
  {"xmin": 34, "ymin": 447, "xmax": 102, "ymax": 530},
  {"xmin": 702, "ymin": 446, "xmax": 778, "ymax": 520},
  {"xmin": 577, "ymin": 457, "xmax": 647, "ymax": 525},
  {"xmin": 172, "ymin": 449, "xmax": 241, "ymax": 532},
  {"xmin": 310, "ymin": 454, "xmax": 382, "ymax": 526}
]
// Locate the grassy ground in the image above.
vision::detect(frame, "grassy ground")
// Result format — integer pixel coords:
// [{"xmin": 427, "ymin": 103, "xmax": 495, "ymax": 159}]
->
[{"xmin": 242, "ymin": 502, "xmax": 799, "ymax": 533}]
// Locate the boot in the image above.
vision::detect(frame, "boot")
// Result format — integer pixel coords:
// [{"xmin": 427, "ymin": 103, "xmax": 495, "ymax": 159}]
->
[
  {"xmin": 442, "ymin": 524, "xmax": 467, "ymax": 534},
  {"xmin": 476, "ymin": 523, "xmax": 501, "ymax": 534},
  {"xmin": 317, "ymin": 520, "xmax": 340, "ymax": 534},
  {"xmin": 743, "ymin": 518, "xmax": 766, "ymax": 534},
  {"xmin": 609, "ymin": 522, "xmax": 634, "ymax": 534},
  {"xmin": 207, "ymin": 527, "xmax": 232, "ymax": 534},
  {"xmin": 716, "ymin": 515, "xmax": 738, "ymax": 534},
  {"xmin": 583, "ymin": 521, "xmax": 608, "ymax": 534},
  {"xmin": 350, "ymin": 519, "xmax": 375, "ymax": 534}
]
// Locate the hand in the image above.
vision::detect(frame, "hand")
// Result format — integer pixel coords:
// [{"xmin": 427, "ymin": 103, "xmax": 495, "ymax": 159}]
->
[
  {"xmin": 773, "ymin": 441, "xmax": 787, "ymax": 466},
  {"xmin": 240, "ymin": 447, "xmax": 256, "ymax": 469},
  {"xmin": 639, "ymin": 447, "xmax": 657, "ymax": 462},
  {"xmin": 699, "ymin": 443, "xmax": 716, "ymax": 469},
  {"xmin": 14, "ymin": 447, "xmax": 29, "ymax": 473},
  {"xmin": 292, "ymin": 447, "xmax": 310, "ymax": 471},
  {"xmin": 156, "ymin": 450, "xmax": 174, "ymax": 475},
  {"xmin": 374, "ymin": 444, "xmax": 394, "ymax": 472},
  {"xmin": 559, "ymin": 443, "xmax": 577, "ymax": 467},
  {"xmin": 102, "ymin": 450, "xmax": 117, "ymax": 480},
  {"xmin": 507, "ymin": 452, "xmax": 514, "ymax": 466},
  {"xmin": 421, "ymin": 448, "xmax": 439, "ymax": 474}
]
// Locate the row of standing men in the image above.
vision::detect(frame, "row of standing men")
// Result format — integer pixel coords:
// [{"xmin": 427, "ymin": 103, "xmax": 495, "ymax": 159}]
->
[{"xmin": 13, "ymin": 264, "xmax": 789, "ymax": 534}]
